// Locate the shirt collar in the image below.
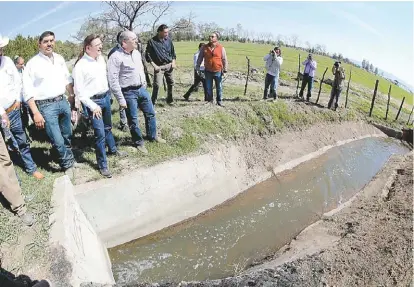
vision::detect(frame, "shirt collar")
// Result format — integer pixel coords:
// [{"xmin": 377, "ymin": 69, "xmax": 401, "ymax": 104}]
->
[
  {"xmin": 38, "ymin": 51, "xmax": 55, "ymax": 62},
  {"xmin": 120, "ymin": 46, "xmax": 134, "ymax": 55},
  {"xmin": 83, "ymin": 53, "xmax": 99, "ymax": 62}
]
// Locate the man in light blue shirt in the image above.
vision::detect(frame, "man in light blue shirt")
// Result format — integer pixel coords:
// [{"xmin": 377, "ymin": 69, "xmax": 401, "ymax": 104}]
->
[{"xmin": 299, "ymin": 53, "xmax": 317, "ymax": 101}]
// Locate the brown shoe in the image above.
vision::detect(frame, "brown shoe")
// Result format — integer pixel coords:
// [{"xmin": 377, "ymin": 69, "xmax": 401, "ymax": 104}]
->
[{"xmin": 32, "ymin": 171, "xmax": 45, "ymax": 180}]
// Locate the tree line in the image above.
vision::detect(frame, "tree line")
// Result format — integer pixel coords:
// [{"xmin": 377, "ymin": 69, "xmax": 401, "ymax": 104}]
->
[{"xmin": 3, "ymin": 34, "xmax": 79, "ymax": 62}]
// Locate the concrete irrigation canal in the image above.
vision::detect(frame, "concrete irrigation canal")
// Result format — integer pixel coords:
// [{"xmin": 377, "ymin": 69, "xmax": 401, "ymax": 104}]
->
[
  {"xmin": 107, "ymin": 137, "xmax": 409, "ymax": 285},
  {"xmin": 47, "ymin": 122, "xmax": 412, "ymax": 286}
]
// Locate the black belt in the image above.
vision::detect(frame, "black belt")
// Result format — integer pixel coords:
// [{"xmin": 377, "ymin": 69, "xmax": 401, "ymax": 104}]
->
[
  {"xmin": 91, "ymin": 91, "xmax": 109, "ymax": 100},
  {"xmin": 121, "ymin": 85, "xmax": 142, "ymax": 93},
  {"xmin": 35, "ymin": 95, "xmax": 64, "ymax": 105}
]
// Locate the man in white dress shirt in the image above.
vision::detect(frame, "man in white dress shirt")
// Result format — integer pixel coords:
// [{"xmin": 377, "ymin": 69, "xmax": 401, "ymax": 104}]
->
[
  {"xmin": 72, "ymin": 34, "xmax": 127, "ymax": 178},
  {"xmin": 0, "ymin": 34, "xmax": 35, "ymax": 226},
  {"xmin": 0, "ymin": 35, "xmax": 44, "ymax": 180},
  {"xmin": 23, "ymin": 31, "xmax": 77, "ymax": 176}
]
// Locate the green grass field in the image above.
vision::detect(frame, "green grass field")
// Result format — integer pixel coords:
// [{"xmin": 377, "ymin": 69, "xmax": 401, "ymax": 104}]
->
[{"xmin": 173, "ymin": 41, "xmax": 413, "ymax": 106}]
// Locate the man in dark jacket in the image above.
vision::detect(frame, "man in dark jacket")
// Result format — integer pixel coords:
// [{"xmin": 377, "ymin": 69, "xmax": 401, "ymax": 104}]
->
[{"xmin": 145, "ymin": 24, "xmax": 176, "ymax": 105}]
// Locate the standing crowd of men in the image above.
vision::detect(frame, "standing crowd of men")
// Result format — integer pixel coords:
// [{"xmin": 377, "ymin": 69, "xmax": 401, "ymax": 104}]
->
[{"xmin": 0, "ymin": 25, "xmax": 345, "ymax": 229}]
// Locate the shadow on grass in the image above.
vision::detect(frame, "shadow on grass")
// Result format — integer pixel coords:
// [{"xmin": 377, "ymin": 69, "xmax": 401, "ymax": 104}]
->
[
  {"xmin": 0, "ymin": 267, "xmax": 48, "ymax": 286},
  {"xmin": 0, "ymin": 193, "xmax": 13, "ymax": 214}
]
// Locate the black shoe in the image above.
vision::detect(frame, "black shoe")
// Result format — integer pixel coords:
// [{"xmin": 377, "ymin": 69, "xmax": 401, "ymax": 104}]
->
[
  {"xmin": 100, "ymin": 168, "xmax": 112, "ymax": 178},
  {"xmin": 166, "ymin": 97, "xmax": 174, "ymax": 104},
  {"xmin": 33, "ymin": 280, "xmax": 51, "ymax": 287},
  {"xmin": 183, "ymin": 95, "xmax": 190, "ymax": 101},
  {"xmin": 119, "ymin": 123, "xmax": 129, "ymax": 132},
  {"xmin": 217, "ymin": 102, "xmax": 225, "ymax": 107}
]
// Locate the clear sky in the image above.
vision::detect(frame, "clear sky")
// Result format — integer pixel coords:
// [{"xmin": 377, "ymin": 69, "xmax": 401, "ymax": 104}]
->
[{"xmin": 0, "ymin": 1, "xmax": 412, "ymax": 86}]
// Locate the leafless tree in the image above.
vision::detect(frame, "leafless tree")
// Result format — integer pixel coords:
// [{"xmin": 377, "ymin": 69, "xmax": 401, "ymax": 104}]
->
[
  {"xmin": 170, "ymin": 12, "xmax": 196, "ymax": 32},
  {"xmin": 290, "ymin": 34, "xmax": 299, "ymax": 47},
  {"xmin": 102, "ymin": 1, "xmax": 154, "ymax": 31},
  {"xmin": 150, "ymin": 1, "xmax": 172, "ymax": 33}
]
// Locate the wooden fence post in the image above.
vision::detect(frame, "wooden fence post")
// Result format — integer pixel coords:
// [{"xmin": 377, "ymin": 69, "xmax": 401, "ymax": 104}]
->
[
  {"xmin": 295, "ymin": 54, "xmax": 301, "ymax": 97},
  {"xmin": 395, "ymin": 97, "xmax": 405, "ymax": 121},
  {"xmin": 316, "ymin": 67, "xmax": 328, "ymax": 104},
  {"xmin": 385, "ymin": 85, "xmax": 392, "ymax": 120},
  {"xmin": 407, "ymin": 106, "xmax": 414, "ymax": 125},
  {"xmin": 345, "ymin": 67, "xmax": 352, "ymax": 108},
  {"xmin": 244, "ymin": 56, "xmax": 250, "ymax": 96},
  {"xmin": 369, "ymin": 79, "xmax": 379, "ymax": 117}
]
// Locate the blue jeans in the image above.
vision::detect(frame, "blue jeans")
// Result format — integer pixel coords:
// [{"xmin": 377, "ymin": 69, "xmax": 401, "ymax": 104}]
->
[
  {"xmin": 7, "ymin": 109, "xmax": 37, "ymax": 174},
  {"xmin": 299, "ymin": 73, "xmax": 314, "ymax": 98},
  {"xmin": 37, "ymin": 98, "xmax": 75, "ymax": 170},
  {"xmin": 205, "ymin": 71, "xmax": 223, "ymax": 103},
  {"xmin": 264, "ymin": 73, "xmax": 279, "ymax": 99},
  {"xmin": 84, "ymin": 92, "xmax": 117, "ymax": 170},
  {"xmin": 123, "ymin": 87, "xmax": 157, "ymax": 146}
]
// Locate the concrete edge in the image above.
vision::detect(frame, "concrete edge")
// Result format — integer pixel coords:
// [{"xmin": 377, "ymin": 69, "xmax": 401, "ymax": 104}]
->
[
  {"xmin": 48, "ymin": 175, "xmax": 115, "ymax": 287},
  {"xmin": 272, "ymin": 133, "xmax": 386, "ymax": 175}
]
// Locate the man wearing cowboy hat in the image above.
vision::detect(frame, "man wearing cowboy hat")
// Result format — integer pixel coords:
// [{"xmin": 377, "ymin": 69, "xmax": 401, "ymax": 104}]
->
[{"xmin": 0, "ymin": 34, "xmax": 44, "ymax": 180}]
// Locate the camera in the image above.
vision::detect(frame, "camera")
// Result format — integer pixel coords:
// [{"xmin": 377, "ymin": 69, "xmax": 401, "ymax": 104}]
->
[{"xmin": 334, "ymin": 61, "xmax": 341, "ymax": 67}]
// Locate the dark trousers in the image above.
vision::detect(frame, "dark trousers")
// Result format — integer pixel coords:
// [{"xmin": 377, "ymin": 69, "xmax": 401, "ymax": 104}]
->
[
  {"xmin": 184, "ymin": 70, "xmax": 207, "ymax": 101},
  {"xmin": 123, "ymin": 87, "xmax": 157, "ymax": 147},
  {"xmin": 299, "ymin": 73, "xmax": 314, "ymax": 98},
  {"xmin": 83, "ymin": 92, "xmax": 117, "ymax": 170},
  {"xmin": 263, "ymin": 73, "xmax": 279, "ymax": 99},
  {"xmin": 328, "ymin": 86, "xmax": 342, "ymax": 110},
  {"xmin": 20, "ymin": 101, "xmax": 33, "ymax": 130}
]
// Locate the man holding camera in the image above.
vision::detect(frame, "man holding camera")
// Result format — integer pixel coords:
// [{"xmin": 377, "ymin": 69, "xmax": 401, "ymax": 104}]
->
[
  {"xmin": 328, "ymin": 61, "xmax": 346, "ymax": 111},
  {"xmin": 299, "ymin": 53, "xmax": 317, "ymax": 101},
  {"xmin": 263, "ymin": 46, "xmax": 283, "ymax": 100}
]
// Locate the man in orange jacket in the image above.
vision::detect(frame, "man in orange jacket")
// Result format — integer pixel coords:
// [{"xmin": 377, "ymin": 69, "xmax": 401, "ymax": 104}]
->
[{"xmin": 196, "ymin": 31, "xmax": 228, "ymax": 107}]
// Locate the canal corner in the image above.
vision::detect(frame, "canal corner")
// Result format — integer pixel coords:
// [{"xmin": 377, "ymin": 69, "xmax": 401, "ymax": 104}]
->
[{"xmin": 48, "ymin": 175, "xmax": 115, "ymax": 287}]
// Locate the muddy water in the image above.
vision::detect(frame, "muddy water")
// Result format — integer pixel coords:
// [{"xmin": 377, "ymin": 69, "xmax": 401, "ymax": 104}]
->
[{"xmin": 109, "ymin": 137, "xmax": 409, "ymax": 285}]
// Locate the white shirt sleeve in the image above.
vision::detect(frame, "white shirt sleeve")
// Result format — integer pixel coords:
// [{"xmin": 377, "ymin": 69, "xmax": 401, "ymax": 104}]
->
[
  {"xmin": 276, "ymin": 56, "xmax": 283, "ymax": 66},
  {"xmin": 9, "ymin": 61, "xmax": 22, "ymax": 102},
  {"xmin": 60, "ymin": 55, "xmax": 73, "ymax": 86},
  {"xmin": 72, "ymin": 62, "xmax": 99, "ymax": 111},
  {"xmin": 136, "ymin": 51, "xmax": 146, "ymax": 86},
  {"xmin": 22, "ymin": 61, "xmax": 37, "ymax": 102}
]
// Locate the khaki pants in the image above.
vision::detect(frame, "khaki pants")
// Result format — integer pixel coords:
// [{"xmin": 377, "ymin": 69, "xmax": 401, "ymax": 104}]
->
[
  {"xmin": 151, "ymin": 64, "xmax": 175, "ymax": 105},
  {"xmin": 0, "ymin": 133, "xmax": 26, "ymax": 216}
]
